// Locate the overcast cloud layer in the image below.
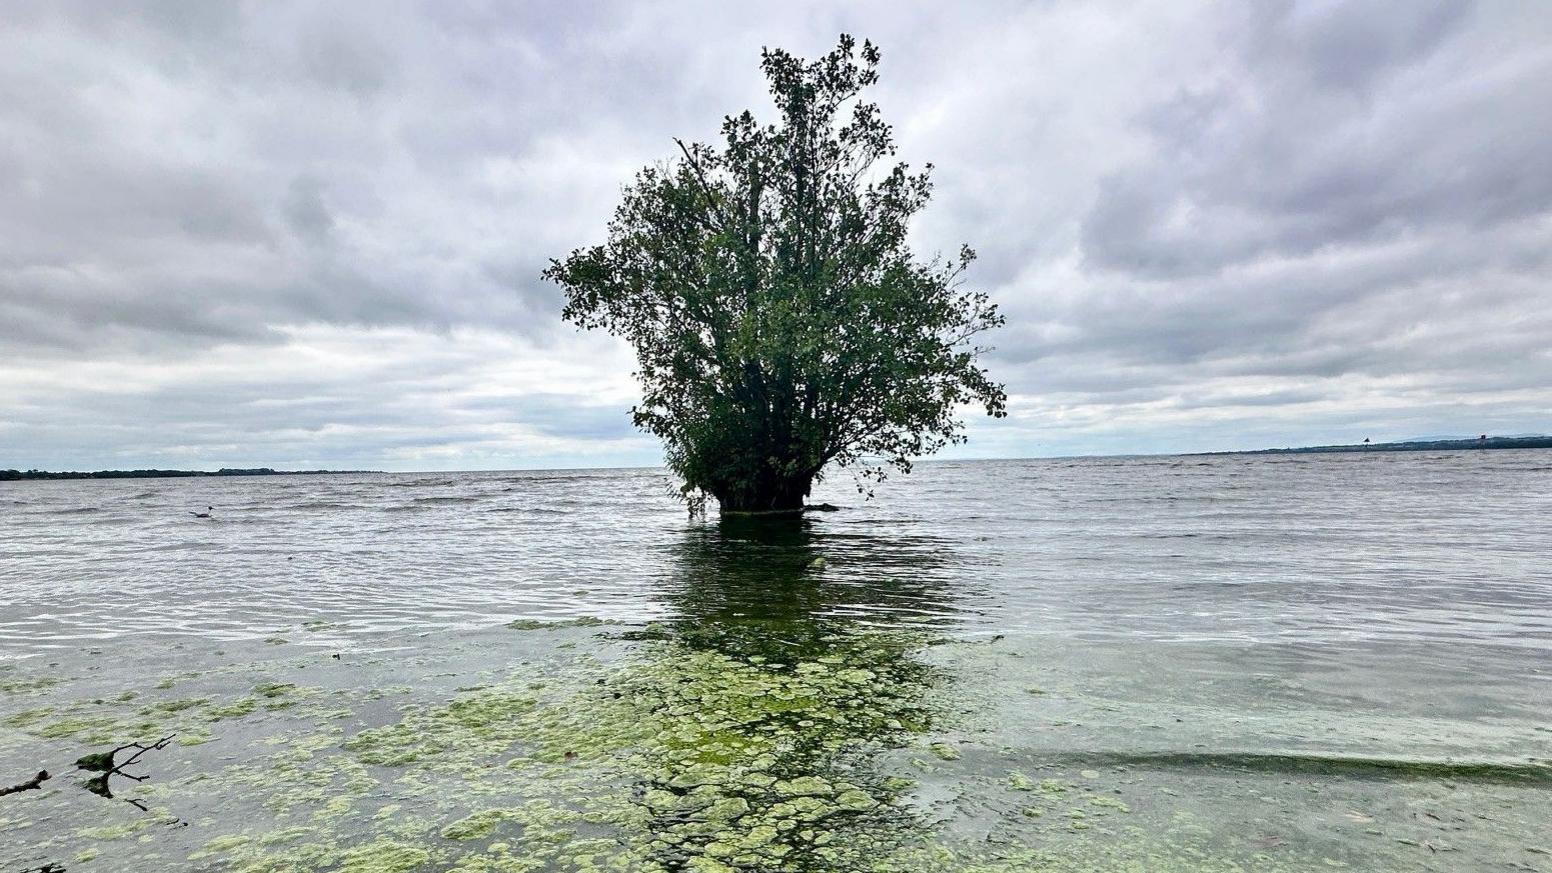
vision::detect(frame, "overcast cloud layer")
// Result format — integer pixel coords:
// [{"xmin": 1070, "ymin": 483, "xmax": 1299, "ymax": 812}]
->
[{"xmin": 2, "ymin": 0, "xmax": 1549, "ymax": 471}]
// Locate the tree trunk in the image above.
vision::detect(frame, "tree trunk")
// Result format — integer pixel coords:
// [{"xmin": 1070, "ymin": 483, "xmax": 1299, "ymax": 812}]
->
[{"xmin": 716, "ymin": 473, "xmax": 813, "ymax": 516}]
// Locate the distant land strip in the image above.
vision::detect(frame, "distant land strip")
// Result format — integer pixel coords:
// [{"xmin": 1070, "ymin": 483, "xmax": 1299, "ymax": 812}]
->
[
  {"xmin": 1205, "ymin": 435, "xmax": 1552, "ymax": 456},
  {"xmin": 8, "ymin": 436, "xmax": 1550, "ymax": 479},
  {"xmin": 1, "ymin": 467, "xmax": 379, "ymax": 481}
]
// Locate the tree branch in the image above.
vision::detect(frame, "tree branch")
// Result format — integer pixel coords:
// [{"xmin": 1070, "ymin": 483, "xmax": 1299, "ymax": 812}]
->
[
  {"xmin": 0, "ymin": 770, "xmax": 49, "ymax": 797},
  {"xmin": 673, "ymin": 138, "xmax": 730, "ymax": 228}
]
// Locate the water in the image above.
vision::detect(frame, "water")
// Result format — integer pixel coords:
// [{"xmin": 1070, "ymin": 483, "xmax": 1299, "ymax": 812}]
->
[{"xmin": 2, "ymin": 451, "xmax": 1550, "ymax": 871}]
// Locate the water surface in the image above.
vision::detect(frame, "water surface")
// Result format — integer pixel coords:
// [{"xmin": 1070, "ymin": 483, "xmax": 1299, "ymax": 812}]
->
[{"xmin": 2, "ymin": 452, "xmax": 1549, "ymax": 871}]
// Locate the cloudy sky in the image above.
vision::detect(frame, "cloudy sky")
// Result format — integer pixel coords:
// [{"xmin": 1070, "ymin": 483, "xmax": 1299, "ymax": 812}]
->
[{"xmin": 2, "ymin": 1, "xmax": 1549, "ymax": 471}]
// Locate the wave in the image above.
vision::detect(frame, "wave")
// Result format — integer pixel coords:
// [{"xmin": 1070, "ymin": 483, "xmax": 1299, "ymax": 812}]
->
[
  {"xmin": 1037, "ymin": 751, "xmax": 1552, "ymax": 785},
  {"xmin": 501, "ymin": 474, "xmax": 600, "ymax": 485}
]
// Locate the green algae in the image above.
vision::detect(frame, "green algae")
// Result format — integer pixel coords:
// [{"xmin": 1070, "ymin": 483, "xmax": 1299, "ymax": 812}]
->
[
  {"xmin": 0, "ymin": 620, "xmax": 1284, "ymax": 873},
  {"xmin": 74, "ymin": 749, "xmax": 117, "ymax": 771},
  {"xmin": 35, "ymin": 715, "xmax": 121, "ymax": 740},
  {"xmin": 520, "ymin": 628, "xmax": 944, "ymax": 871},
  {"xmin": 198, "ymin": 834, "xmax": 254, "ymax": 854},
  {"xmin": 205, "ymin": 697, "xmax": 260, "ymax": 720},
  {"xmin": 4, "ymin": 705, "xmax": 55, "ymax": 728},
  {"xmin": 4, "ymin": 677, "xmax": 324, "ymax": 754},
  {"xmin": 341, "ymin": 686, "xmax": 541, "ymax": 766},
  {"xmin": 189, "ymin": 626, "xmax": 951, "ymax": 873},
  {"xmin": 1088, "ymin": 795, "xmax": 1130, "ymax": 813},
  {"xmin": 0, "ymin": 675, "xmax": 63, "ymax": 694},
  {"xmin": 147, "ymin": 696, "xmax": 209, "ymax": 714},
  {"xmin": 440, "ymin": 808, "xmax": 524, "ymax": 840},
  {"xmin": 77, "ymin": 812, "xmax": 173, "ymax": 841},
  {"xmin": 336, "ymin": 839, "xmax": 432, "ymax": 873},
  {"xmin": 258, "ymin": 826, "xmax": 320, "ymax": 846}
]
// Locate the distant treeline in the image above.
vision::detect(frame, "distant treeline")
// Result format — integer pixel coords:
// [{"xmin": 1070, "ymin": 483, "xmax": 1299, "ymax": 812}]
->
[
  {"xmin": 1217, "ymin": 436, "xmax": 1552, "ymax": 456},
  {"xmin": 0, "ymin": 468, "xmax": 377, "ymax": 481}
]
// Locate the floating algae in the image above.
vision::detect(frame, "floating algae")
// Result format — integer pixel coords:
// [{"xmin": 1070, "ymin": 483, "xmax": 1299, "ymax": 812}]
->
[
  {"xmin": 928, "ymin": 742, "xmax": 961, "ymax": 761},
  {"xmin": 179, "ymin": 621, "xmax": 956, "ymax": 873},
  {"xmin": 0, "ymin": 676, "xmax": 63, "ymax": 695},
  {"xmin": 4, "ymin": 634, "xmax": 1519, "ymax": 873}
]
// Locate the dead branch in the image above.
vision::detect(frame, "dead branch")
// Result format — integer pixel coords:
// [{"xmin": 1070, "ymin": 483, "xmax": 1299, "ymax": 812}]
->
[
  {"xmin": 75, "ymin": 734, "xmax": 175, "ymax": 799},
  {"xmin": 0, "ymin": 769, "xmax": 50, "ymax": 797}
]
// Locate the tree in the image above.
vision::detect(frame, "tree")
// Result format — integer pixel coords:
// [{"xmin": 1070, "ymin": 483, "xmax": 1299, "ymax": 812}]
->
[{"xmin": 544, "ymin": 35, "xmax": 1006, "ymax": 514}]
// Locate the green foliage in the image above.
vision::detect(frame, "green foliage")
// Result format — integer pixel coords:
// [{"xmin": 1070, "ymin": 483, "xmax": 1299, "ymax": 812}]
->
[{"xmin": 544, "ymin": 35, "xmax": 1006, "ymax": 512}]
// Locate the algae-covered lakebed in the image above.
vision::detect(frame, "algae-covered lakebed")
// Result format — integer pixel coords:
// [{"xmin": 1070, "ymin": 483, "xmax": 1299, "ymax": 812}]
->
[{"xmin": 4, "ymin": 454, "xmax": 1552, "ymax": 870}]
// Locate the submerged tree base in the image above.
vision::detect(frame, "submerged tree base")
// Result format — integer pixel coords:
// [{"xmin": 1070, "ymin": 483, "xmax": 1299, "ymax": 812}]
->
[
  {"xmin": 719, "ymin": 507, "xmax": 808, "ymax": 518},
  {"xmin": 719, "ymin": 504, "xmax": 844, "ymax": 518}
]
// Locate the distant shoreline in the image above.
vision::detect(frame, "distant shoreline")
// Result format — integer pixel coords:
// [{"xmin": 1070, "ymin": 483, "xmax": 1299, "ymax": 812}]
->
[
  {"xmin": 0, "ymin": 467, "xmax": 379, "ymax": 482},
  {"xmin": 5, "ymin": 436, "xmax": 1549, "ymax": 481},
  {"xmin": 1197, "ymin": 436, "xmax": 1552, "ymax": 456}
]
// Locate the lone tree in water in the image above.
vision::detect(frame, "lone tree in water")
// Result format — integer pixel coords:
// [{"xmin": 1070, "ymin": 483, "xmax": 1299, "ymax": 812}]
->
[{"xmin": 545, "ymin": 36, "xmax": 1006, "ymax": 514}]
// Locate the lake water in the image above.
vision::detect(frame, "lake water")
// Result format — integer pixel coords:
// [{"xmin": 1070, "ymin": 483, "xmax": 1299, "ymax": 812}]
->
[{"xmin": 2, "ymin": 451, "xmax": 1550, "ymax": 871}]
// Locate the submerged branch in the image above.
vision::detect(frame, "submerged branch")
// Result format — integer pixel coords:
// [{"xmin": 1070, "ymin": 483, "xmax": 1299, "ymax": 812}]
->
[
  {"xmin": 0, "ymin": 769, "xmax": 50, "ymax": 797},
  {"xmin": 76, "ymin": 734, "xmax": 176, "ymax": 800}
]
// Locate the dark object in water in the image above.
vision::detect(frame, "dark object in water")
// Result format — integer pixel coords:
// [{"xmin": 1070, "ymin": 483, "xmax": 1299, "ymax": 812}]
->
[
  {"xmin": 0, "ymin": 769, "xmax": 50, "ymax": 797},
  {"xmin": 188, "ymin": 506, "xmax": 213, "ymax": 518},
  {"xmin": 1036, "ymin": 750, "xmax": 1552, "ymax": 785},
  {"xmin": 74, "ymin": 735, "xmax": 175, "ymax": 799},
  {"xmin": 806, "ymin": 503, "xmax": 841, "ymax": 512}
]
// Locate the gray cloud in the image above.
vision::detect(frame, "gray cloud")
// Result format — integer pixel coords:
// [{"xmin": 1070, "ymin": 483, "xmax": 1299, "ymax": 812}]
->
[
  {"xmin": 1, "ymin": 0, "xmax": 1549, "ymax": 470},
  {"xmin": 1081, "ymin": 2, "xmax": 1551, "ymax": 280}
]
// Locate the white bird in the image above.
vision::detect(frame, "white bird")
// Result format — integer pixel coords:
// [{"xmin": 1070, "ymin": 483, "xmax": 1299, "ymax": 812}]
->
[{"xmin": 189, "ymin": 506, "xmax": 213, "ymax": 518}]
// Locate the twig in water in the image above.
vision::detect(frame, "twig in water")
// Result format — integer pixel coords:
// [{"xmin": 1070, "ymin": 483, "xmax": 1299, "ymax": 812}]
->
[
  {"xmin": 0, "ymin": 769, "xmax": 50, "ymax": 797},
  {"xmin": 75, "ymin": 735, "xmax": 175, "ymax": 799}
]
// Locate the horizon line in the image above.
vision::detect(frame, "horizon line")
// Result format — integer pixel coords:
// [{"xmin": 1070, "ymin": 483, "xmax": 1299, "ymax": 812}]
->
[{"xmin": 7, "ymin": 434, "xmax": 1550, "ymax": 479}]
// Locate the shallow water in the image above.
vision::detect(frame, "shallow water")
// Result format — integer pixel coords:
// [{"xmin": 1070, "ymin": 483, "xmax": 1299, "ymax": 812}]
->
[{"xmin": 2, "ymin": 451, "xmax": 1550, "ymax": 871}]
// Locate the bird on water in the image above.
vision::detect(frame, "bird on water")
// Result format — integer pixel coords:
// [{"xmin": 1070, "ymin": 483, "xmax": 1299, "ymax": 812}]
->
[{"xmin": 189, "ymin": 506, "xmax": 213, "ymax": 518}]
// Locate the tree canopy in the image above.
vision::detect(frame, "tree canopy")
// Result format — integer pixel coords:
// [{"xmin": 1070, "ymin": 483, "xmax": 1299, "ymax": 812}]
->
[{"xmin": 544, "ymin": 35, "xmax": 1006, "ymax": 513}]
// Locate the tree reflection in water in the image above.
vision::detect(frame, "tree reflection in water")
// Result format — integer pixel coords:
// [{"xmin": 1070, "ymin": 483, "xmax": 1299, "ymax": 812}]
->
[{"xmin": 613, "ymin": 516, "xmax": 967, "ymax": 872}]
